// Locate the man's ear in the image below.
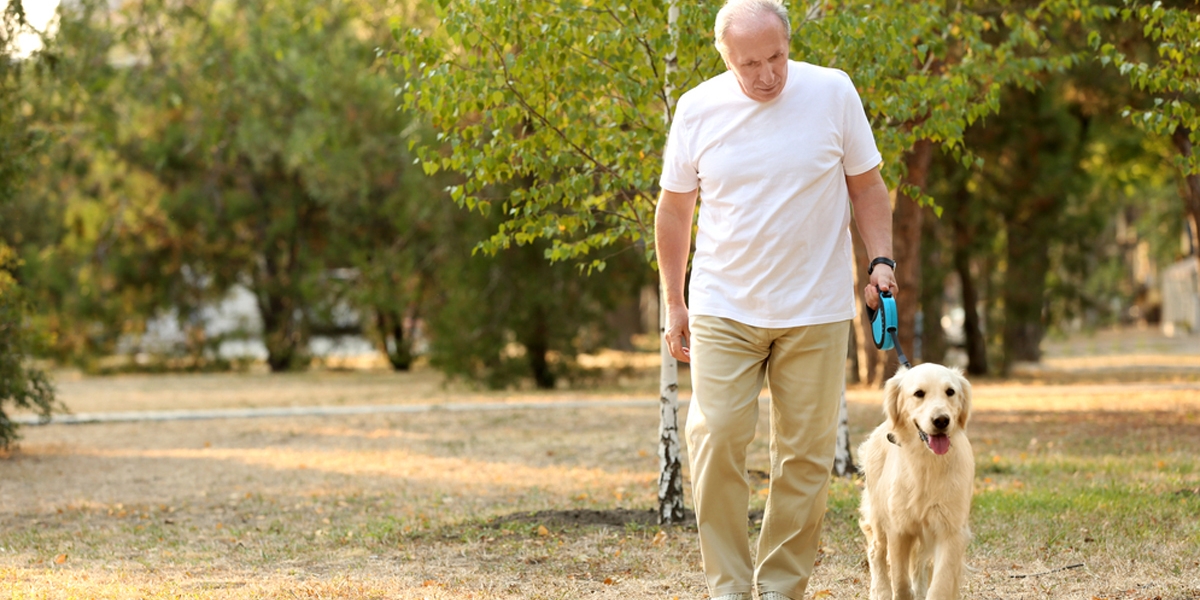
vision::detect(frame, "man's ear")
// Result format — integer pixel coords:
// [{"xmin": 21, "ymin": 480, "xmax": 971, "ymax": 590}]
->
[
  {"xmin": 954, "ymin": 368, "xmax": 973, "ymax": 429},
  {"xmin": 884, "ymin": 368, "xmax": 907, "ymax": 428}
]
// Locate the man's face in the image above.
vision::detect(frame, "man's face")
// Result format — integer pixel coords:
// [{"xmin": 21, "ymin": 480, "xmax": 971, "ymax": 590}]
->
[{"xmin": 721, "ymin": 13, "xmax": 789, "ymax": 102}]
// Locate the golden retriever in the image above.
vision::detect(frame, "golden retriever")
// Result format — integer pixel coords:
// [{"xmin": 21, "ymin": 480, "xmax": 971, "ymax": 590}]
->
[{"xmin": 858, "ymin": 363, "xmax": 974, "ymax": 600}]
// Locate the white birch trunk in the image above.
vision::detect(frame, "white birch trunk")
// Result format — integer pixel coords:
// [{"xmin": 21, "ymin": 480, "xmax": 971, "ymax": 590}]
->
[
  {"xmin": 657, "ymin": 291, "xmax": 685, "ymax": 524},
  {"xmin": 657, "ymin": 0, "xmax": 686, "ymax": 525},
  {"xmin": 832, "ymin": 389, "xmax": 856, "ymax": 477}
]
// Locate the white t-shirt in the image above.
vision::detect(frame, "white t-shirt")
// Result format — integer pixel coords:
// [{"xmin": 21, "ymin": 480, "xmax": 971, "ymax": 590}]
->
[{"xmin": 659, "ymin": 60, "xmax": 882, "ymax": 328}]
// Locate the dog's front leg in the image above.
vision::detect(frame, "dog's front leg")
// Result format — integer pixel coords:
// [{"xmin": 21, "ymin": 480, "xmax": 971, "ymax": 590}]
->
[
  {"xmin": 866, "ymin": 530, "xmax": 893, "ymax": 600},
  {"xmin": 887, "ymin": 532, "xmax": 916, "ymax": 600},
  {"xmin": 925, "ymin": 529, "xmax": 969, "ymax": 600}
]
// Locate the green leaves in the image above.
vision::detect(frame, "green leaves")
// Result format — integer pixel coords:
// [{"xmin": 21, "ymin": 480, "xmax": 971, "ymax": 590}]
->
[
  {"xmin": 397, "ymin": 0, "xmax": 694, "ymax": 265},
  {"xmin": 1091, "ymin": 1, "xmax": 1200, "ymax": 173},
  {"xmin": 397, "ymin": 0, "xmax": 1200, "ymax": 263}
]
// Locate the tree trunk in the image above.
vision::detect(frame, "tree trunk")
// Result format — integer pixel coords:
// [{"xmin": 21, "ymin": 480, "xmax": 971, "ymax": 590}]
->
[
  {"xmin": 893, "ymin": 139, "xmax": 934, "ymax": 373},
  {"xmin": 1001, "ymin": 195, "xmax": 1057, "ymax": 372},
  {"xmin": 375, "ymin": 309, "xmax": 414, "ymax": 371},
  {"xmin": 657, "ymin": 0, "xmax": 685, "ymax": 526},
  {"xmin": 845, "ymin": 322, "xmax": 860, "ymax": 385},
  {"xmin": 250, "ymin": 161, "xmax": 310, "ymax": 373},
  {"xmin": 949, "ymin": 184, "xmax": 989, "ymax": 375},
  {"xmin": 657, "ymin": 284, "xmax": 685, "ymax": 524},
  {"xmin": 832, "ymin": 390, "xmax": 856, "ymax": 477},
  {"xmin": 257, "ymin": 250, "xmax": 307, "ymax": 372},
  {"xmin": 919, "ymin": 203, "xmax": 947, "ymax": 364},
  {"xmin": 524, "ymin": 311, "xmax": 556, "ymax": 389}
]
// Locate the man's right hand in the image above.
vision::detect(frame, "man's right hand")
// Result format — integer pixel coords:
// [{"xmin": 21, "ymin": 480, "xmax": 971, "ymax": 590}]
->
[{"xmin": 663, "ymin": 304, "xmax": 691, "ymax": 363}]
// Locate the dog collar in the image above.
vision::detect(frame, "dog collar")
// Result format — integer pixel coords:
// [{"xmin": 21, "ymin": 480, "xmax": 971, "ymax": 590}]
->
[{"xmin": 890, "ymin": 428, "xmax": 931, "ymax": 448}]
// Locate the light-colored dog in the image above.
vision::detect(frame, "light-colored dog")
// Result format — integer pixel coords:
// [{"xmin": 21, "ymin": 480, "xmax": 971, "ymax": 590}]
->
[{"xmin": 858, "ymin": 363, "xmax": 974, "ymax": 600}]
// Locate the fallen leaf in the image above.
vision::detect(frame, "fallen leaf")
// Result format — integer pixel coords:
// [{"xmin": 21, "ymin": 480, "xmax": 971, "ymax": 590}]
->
[
  {"xmin": 603, "ymin": 577, "xmax": 614, "ymax": 585},
  {"xmin": 537, "ymin": 525, "xmax": 550, "ymax": 537},
  {"xmin": 651, "ymin": 530, "xmax": 668, "ymax": 546},
  {"xmin": 54, "ymin": 554, "xmax": 67, "ymax": 565},
  {"xmin": 812, "ymin": 590, "xmax": 833, "ymax": 599}
]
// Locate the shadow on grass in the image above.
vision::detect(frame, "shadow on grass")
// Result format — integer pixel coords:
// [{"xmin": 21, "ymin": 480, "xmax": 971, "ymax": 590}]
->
[{"xmin": 487, "ymin": 507, "xmax": 697, "ymax": 530}]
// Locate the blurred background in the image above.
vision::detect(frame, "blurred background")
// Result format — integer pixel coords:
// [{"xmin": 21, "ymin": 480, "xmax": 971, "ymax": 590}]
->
[{"xmin": 1, "ymin": 0, "xmax": 1197, "ymax": 397}]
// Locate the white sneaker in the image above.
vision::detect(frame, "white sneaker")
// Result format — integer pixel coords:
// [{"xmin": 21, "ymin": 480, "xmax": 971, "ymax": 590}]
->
[
  {"xmin": 759, "ymin": 593, "xmax": 793, "ymax": 600},
  {"xmin": 711, "ymin": 594, "xmax": 751, "ymax": 600}
]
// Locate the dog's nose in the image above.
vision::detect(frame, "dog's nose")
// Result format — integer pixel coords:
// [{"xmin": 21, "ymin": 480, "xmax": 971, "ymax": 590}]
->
[{"xmin": 933, "ymin": 415, "xmax": 950, "ymax": 431}]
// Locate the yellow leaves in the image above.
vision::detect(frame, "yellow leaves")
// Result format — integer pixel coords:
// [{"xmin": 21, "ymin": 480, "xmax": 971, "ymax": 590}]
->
[
  {"xmin": 537, "ymin": 525, "xmax": 550, "ymax": 537},
  {"xmin": 812, "ymin": 590, "xmax": 833, "ymax": 599},
  {"xmin": 53, "ymin": 553, "xmax": 68, "ymax": 565}
]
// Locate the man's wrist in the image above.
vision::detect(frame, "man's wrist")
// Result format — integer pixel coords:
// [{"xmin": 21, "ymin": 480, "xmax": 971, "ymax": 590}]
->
[{"xmin": 868, "ymin": 257, "xmax": 896, "ymax": 275}]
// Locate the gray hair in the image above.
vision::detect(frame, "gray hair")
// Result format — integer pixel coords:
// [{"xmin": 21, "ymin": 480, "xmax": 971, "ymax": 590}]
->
[{"xmin": 714, "ymin": 0, "xmax": 791, "ymax": 58}]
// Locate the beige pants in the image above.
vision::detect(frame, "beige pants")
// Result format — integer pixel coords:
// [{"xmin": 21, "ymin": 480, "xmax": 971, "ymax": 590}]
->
[{"xmin": 686, "ymin": 316, "xmax": 849, "ymax": 600}]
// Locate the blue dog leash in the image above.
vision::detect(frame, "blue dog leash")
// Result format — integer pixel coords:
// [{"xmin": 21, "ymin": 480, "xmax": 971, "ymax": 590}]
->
[{"xmin": 866, "ymin": 289, "xmax": 912, "ymax": 369}]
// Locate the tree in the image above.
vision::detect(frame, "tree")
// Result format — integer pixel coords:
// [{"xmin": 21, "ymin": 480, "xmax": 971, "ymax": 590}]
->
[
  {"xmin": 1095, "ymin": 0, "xmax": 1200, "ymax": 302},
  {"xmin": 399, "ymin": 0, "xmax": 704, "ymax": 522},
  {"xmin": 16, "ymin": 0, "xmax": 439, "ymax": 372},
  {"xmin": 0, "ymin": 0, "xmax": 58, "ymax": 448}
]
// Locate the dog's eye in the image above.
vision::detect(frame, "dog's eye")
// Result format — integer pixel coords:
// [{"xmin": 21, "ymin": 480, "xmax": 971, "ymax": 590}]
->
[
  {"xmin": 946, "ymin": 388, "xmax": 956, "ymax": 397},
  {"xmin": 914, "ymin": 390, "xmax": 925, "ymax": 398}
]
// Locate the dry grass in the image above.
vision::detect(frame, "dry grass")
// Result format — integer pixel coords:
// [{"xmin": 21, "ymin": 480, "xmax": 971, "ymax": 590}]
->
[{"xmin": 3, "ymin": 327, "xmax": 1200, "ymax": 599}]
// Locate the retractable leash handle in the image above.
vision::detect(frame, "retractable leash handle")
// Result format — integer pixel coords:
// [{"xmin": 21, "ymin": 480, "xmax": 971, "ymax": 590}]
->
[{"xmin": 865, "ymin": 289, "xmax": 912, "ymax": 369}]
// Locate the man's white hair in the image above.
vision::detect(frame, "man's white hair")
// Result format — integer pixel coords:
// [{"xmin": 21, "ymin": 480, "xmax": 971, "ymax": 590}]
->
[{"xmin": 714, "ymin": 0, "xmax": 791, "ymax": 58}]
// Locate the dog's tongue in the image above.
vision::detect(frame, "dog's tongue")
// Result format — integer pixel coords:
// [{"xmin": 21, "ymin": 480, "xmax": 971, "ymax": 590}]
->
[{"xmin": 928, "ymin": 434, "xmax": 951, "ymax": 455}]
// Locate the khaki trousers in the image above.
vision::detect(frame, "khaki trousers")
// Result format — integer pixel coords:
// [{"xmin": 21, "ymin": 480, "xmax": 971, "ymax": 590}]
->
[{"xmin": 686, "ymin": 316, "xmax": 849, "ymax": 600}]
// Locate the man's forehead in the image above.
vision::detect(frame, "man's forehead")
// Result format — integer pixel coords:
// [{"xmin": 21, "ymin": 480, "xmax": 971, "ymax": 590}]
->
[
  {"xmin": 725, "ymin": 10, "xmax": 788, "ymax": 39},
  {"xmin": 723, "ymin": 16, "xmax": 788, "ymax": 53}
]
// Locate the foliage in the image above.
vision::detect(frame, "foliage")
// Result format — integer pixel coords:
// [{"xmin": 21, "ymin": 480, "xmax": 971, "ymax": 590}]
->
[
  {"xmin": 16, "ymin": 0, "xmax": 441, "ymax": 372},
  {"xmin": 424, "ymin": 207, "xmax": 650, "ymax": 389},
  {"xmin": 398, "ymin": 0, "xmax": 688, "ymax": 269},
  {"xmin": 1093, "ymin": 0, "xmax": 1200, "ymax": 174},
  {"xmin": 396, "ymin": 0, "xmax": 1110, "ymax": 266},
  {"xmin": 0, "ymin": 0, "xmax": 58, "ymax": 447},
  {"xmin": 0, "ymin": 247, "xmax": 57, "ymax": 448}
]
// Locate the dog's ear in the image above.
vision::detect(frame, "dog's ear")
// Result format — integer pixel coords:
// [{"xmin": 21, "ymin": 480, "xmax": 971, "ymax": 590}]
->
[
  {"xmin": 883, "ymin": 368, "xmax": 907, "ymax": 428},
  {"xmin": 954, "ymin": 367, "xmax": 973, "ymax": 429}
]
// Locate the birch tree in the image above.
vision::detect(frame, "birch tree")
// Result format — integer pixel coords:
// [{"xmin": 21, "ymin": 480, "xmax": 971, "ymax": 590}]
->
[
  {"xmin": 399, "ymin": 0, "xmax": 711, "ymax": 523},
  {"xmin": 656, "ymin": 0, "xmax": 685, "ymax": 525}
]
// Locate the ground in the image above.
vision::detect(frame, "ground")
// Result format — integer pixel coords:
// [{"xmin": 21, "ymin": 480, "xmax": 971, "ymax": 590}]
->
[{"xmin": 1, "ymin": 326, "xmax": 1199, "ymax": 599}]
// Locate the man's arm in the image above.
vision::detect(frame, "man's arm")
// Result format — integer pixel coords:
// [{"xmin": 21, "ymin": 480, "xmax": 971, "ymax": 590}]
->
[
  {"xmin": 847, "ymin": 165, "xmax": 897, "ymax": 309},
  {"xmin": 654, "ymin": 187, "xmax": 699, "ymax": 363}
]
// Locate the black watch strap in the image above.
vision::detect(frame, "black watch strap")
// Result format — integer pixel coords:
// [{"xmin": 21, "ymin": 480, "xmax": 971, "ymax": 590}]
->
[{"xmin": 868, "ymin": 257, "xmax": 896, "ymax": 275}]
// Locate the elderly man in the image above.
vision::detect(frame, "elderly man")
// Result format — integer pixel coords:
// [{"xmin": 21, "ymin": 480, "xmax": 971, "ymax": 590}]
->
[{"xmin": 653, "ymin": 1, "xmax": 897, "ymax": 599}]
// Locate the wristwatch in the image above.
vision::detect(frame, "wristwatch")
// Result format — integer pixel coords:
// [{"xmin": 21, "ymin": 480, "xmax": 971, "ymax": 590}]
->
[{"xmin": 868, "ymin": 257, "xmax": 896, "ymax": 275}]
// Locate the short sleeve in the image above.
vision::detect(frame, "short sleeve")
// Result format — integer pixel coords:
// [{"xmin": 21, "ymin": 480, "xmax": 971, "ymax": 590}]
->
[
  {"xmin": 839, "ymin": 76, "xmax": 883, "ymax": 176},
  {"xmin": 658, "ymin": 100, "xmax": 699, "ymax": 193}
]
